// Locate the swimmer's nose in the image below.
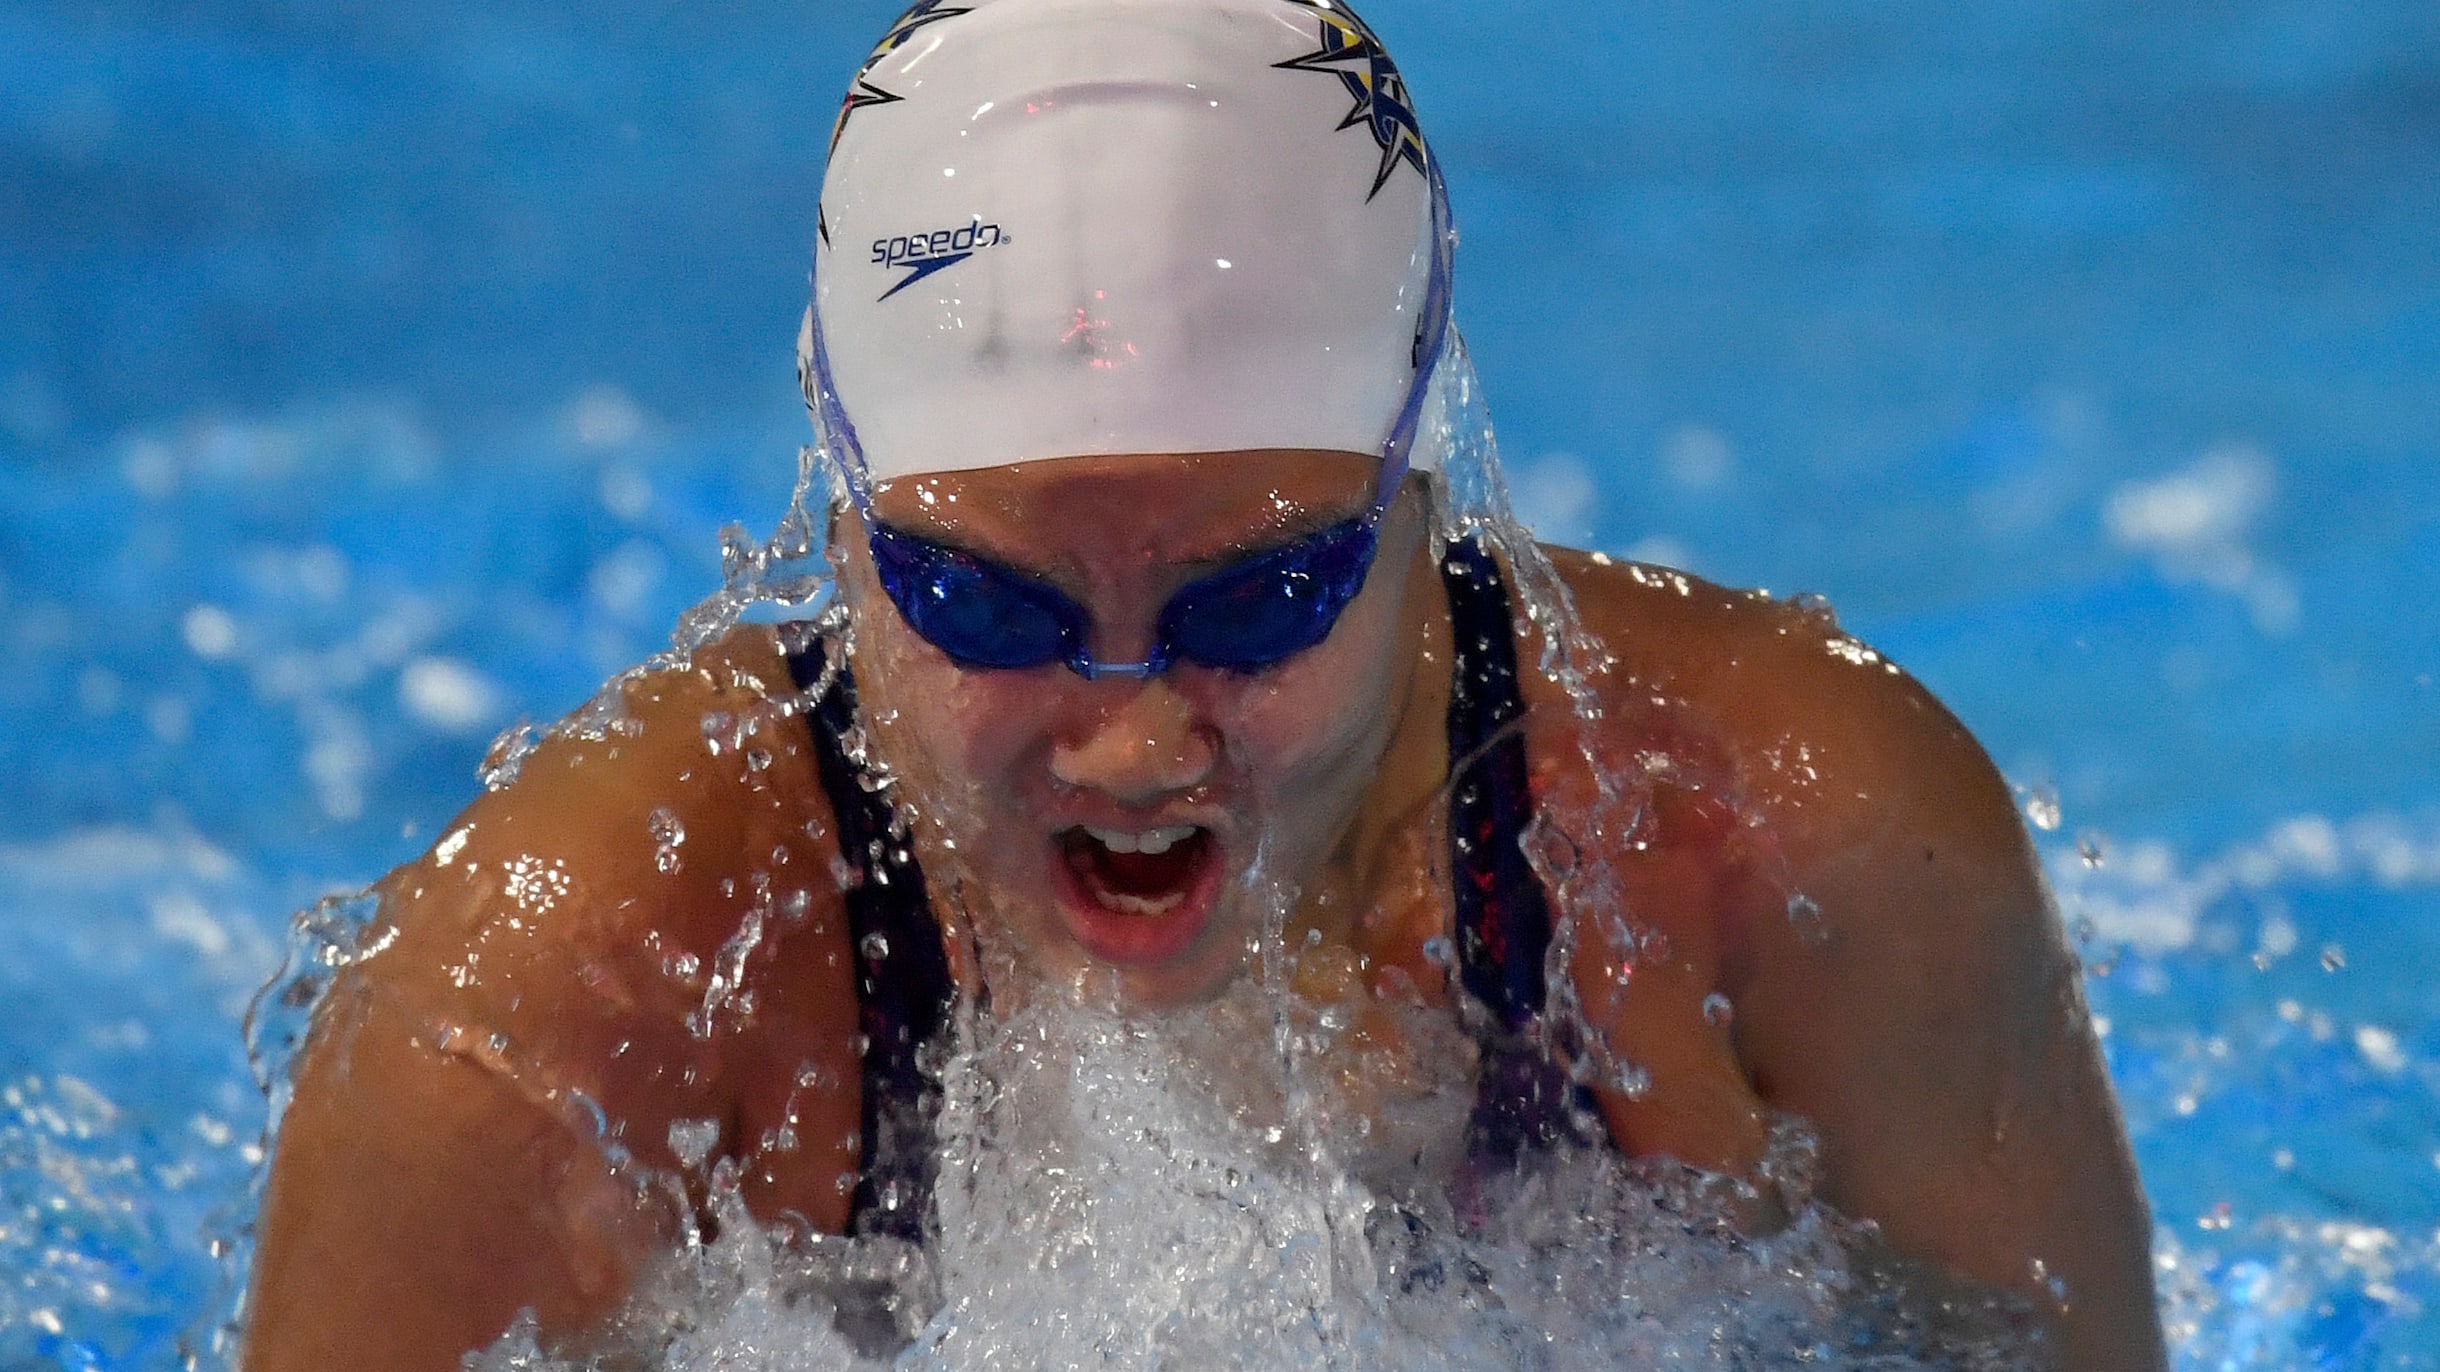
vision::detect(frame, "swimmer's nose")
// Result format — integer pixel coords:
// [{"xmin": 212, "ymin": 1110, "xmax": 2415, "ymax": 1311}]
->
[{"xmin": 1048, "ymin": 678, "xmax": 1218, "ymax": 806}]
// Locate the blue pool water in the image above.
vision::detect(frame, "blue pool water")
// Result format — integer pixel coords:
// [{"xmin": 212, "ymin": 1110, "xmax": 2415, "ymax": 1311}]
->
[{"xmin": 4, "ymin": 0, "xmax": 2437, "ymax": 1365}]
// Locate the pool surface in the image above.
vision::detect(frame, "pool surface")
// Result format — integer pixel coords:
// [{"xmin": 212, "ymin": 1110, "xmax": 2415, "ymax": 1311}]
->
[{"xmin": 4, "ymin": 0, "xmax": 2437, "ymax": 1365}]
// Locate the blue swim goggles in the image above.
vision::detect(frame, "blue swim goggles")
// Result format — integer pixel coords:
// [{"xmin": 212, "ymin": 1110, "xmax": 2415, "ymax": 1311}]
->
[{"xmin": 861, "ymin": 485, "xmax": 1392, "ymax": 681}]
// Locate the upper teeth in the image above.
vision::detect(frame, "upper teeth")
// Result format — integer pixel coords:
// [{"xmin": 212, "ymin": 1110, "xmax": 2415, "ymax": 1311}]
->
[{"xmin": 1084, "ymin": 825, "xmax": 1198, "ymax": 855}]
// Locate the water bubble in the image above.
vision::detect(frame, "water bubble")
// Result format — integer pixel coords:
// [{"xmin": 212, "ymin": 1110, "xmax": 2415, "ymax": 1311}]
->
[
  {"xmin": 2023, "ymin": 785, "xmax": 2062, "ymax": 832},
  {"xmin": 1701, "ymin": 993, "xmax": 1733, "ymax": 1027},
  {"xmin": 1785, "ymin": 893, "xmax": 1827, "ymax": 947},
  {"xmin": 478, "ymin": 722, "xmax": 541, "ymax": 791},
  {"xmin": 2256, "ymin": 914, "xmax": 2299, "ymax": 964},
  {"xmin": 2320, "ymin": 943, "xmax": 2346, "ymax": 972},
  {"xmin": 860, "ymin": 932, "xmax": 891, "ymax": 962},
  {"xmin": 2354, "ymin": 1024, "xmax": 2407, "ymax": 1074},
  {"xmin": 667, "ymin": 1117, "xmax": 721, "ymax": 1170},
  {"xmin": 1789, "ymin": 591, "xmax": 1838, "ymax": 630},
  {"xmin": 649, "ymin": 806, "xmax": 686, "ymax": 874},
  {"xmin": 1421, "ymin": 936, "xmax": 1455, "ymax": 968},
  {"xmin": 2076, "ymin": 830, "xmax": 2108, "ymax": 867},
  {"xmin": 1613, "ymin": 1061, "xmax": 1654, "ymax": 1099}
]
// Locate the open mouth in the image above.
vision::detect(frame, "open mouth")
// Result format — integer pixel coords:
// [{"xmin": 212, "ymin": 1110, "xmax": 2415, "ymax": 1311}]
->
[
  {"xmin": 1053, "ymin": 824, "xmax": 1223, "ymax": 966},
  {"xmin": 1061, "ymin": 825, "xmax": 1214, "ymax": 914}
]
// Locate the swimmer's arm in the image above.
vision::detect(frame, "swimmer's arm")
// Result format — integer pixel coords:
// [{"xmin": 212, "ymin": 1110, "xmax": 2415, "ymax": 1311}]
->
[
  {"xmin": 1707, "ymin": 611, "xmax": 2164, "ymax": 1368},
  {"xmin": 1543, "ymin": 551, "xmax": 2162, "ymax": 1369},
  {"xmin": 246, "ymin": 630, "xmax": 860, "ymax": 1372},
  {"xmin": 246, "ymin": 970, "xmax": 673, "ymax": 1372}
]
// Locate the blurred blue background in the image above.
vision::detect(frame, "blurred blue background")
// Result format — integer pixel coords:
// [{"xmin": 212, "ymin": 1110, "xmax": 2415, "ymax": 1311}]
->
[{"xmin": 2, "ymin": 0, "xmax": 2436, "ymax": 1365}]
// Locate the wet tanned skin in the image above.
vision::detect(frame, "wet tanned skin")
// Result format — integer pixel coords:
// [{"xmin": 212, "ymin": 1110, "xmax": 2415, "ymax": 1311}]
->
[{"xmin": 247, "ymin": 451, "xmax": 2165, "ymax": 1372}]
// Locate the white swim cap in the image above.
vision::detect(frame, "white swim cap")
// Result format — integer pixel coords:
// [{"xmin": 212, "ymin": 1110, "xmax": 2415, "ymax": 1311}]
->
[{"xmin": 802, "ymin": 0, "xmax": 1454, "ymax": 493}]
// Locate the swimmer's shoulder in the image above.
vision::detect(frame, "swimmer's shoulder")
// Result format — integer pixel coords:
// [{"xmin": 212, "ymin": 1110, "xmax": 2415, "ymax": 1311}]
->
[
  {"xmin": 374, "ymin": 624, "xmax": 838, "ymax": 968},
  {"xmin": 338, "ymin": 623, "xmax": 863, "ymax": 1213},
  {"xmin": 343, "ymin": 626, "xmax": 852, "ymax": 1123},
  {"xmin": 1531, "ymin": 552, "xmax": 2159, "ymax": 1369},
  {"xmin": 253, "ymin": 628, "xmax": 867, "ymax": 1368},
  {"xmin": 1532, "ymin": 543, "xmax": 2020, "ymax": 855}
]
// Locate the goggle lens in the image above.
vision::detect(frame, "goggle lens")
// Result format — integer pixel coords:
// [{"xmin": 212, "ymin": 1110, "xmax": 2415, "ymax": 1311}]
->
[
  {"xmin": 868, "ymin": 524, "xmax": 1079, "ymax": 670},
  {"xmin": 866, "ymin": 516, "xmax": 1381, "ymax": 677},
  {"xmin": 1160, "ymin": 521, "xmax": 1377, "ymax": 671}
]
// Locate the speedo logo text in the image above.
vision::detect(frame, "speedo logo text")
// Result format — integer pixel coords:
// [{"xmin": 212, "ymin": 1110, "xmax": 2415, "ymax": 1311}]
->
[{"xmin": 871, "ymin": 218, "xmax": 1006, "ymax": 301}]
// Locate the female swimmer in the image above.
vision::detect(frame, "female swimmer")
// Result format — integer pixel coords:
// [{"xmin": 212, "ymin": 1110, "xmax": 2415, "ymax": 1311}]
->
[{"xmin": 247, "ymin": 2, "xmax": 2166, "ymax": 1367}]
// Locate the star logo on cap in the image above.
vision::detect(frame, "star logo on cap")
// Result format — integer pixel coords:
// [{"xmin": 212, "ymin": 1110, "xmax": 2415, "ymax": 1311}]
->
[
  {"xmin": 829, "ymin": 0, "xmax": 974, "ymax": 156},
  {"xmin": 1274, "ymin": 0, "xmax": 1430, "ymax": 201}
]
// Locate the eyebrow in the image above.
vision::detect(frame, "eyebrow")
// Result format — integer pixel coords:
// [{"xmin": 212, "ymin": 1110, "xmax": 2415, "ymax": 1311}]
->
[
  {"xmin": 1186, "ymin": 501, "xmax": 1368, "ymax": 569},
  {"xmin": 872, "ymin": 492, "xmax": 1371, "ymax": 580}
]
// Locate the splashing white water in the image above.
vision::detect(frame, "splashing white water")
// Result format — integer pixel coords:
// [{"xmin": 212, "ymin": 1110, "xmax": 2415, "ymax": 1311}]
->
[{"xmin": 468, "ymin": 983, "xmax": 2043, "ymax": 1371}]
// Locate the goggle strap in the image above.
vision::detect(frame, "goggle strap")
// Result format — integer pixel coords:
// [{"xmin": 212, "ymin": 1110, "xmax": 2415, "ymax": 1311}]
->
[{"xmin": 1374, "ymin": 155, "xmax": 1457, "ymax": 511}]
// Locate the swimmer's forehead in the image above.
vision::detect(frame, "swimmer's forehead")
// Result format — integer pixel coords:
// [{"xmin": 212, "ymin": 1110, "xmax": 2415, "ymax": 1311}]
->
[{"xmin": 868, "ymin": 449, "xmax": 1379, "ymax": 563}]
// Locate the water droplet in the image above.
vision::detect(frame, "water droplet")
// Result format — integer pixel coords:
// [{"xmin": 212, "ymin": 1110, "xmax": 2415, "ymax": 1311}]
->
[
  {"xmin": 1701, "ymin": 992, "xmax": 1733, "ymax": 1027},
  {"xmin": 1421, "ymin": 937, "xmax": 1455, "ymax": 968},
  {"xmin": 860, "ymin": 931, "xmax": 891, "ymax": 961},
  {"xmin": 667, "ymin": 1116, "xmax": 720, "ymax": 1169},
  {"xmin": 2320, "ymin": 944, "xmax": 2346, "ymax": 972},
  {"xmin": 2076, "ymin": 831, "xmax": 2108, "ymax": 867},
  {"xmin": 1789, "ymin": 591, "xmax": 1838, "ymax": 629},
  {"xmin": 648, "ymin": 806, "xmax": 686, "ymax": 873},
  {"xmin": 1785, "ymin": 893, "xmax": 1827, "ymax": 947},
  {"xmin": 2023, "ymin": 786, "xmax": 2062, "ymax": 832}
]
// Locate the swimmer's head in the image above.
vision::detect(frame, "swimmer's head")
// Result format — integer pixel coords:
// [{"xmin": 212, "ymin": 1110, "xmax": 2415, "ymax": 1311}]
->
[{"xmin": 802, "ymin": 0, "xmax": 1454, "ymax": 494}]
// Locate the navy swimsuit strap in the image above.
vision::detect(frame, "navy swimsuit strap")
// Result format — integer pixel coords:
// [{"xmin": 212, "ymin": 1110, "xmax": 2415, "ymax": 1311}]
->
[
  {"xmin": 787, "ymin": 646, "xmax": 953, "ymax": 1242},
  {"xmin": 1440, "ymin": 539, "xmax": 1599, "ymax": 1164},
  {"xmin": 794, "ymin": 535, "xmax": 1583, "ymax": 1240}
]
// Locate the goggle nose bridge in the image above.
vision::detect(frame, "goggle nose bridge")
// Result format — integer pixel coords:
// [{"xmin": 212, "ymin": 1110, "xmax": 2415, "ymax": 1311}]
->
[{"xmin": 1070, "ymin": 656, "xmax": 1164, "ymax": 682}]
